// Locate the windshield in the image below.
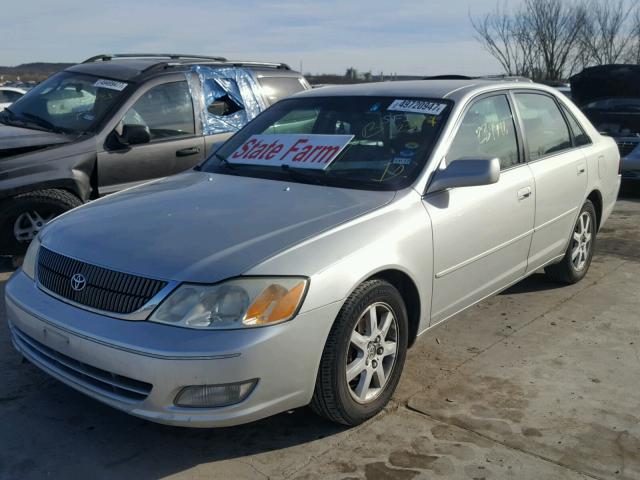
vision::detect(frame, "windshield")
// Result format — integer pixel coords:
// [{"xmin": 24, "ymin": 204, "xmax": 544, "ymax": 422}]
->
[
  {"xmin": 0, "ymin": 71, "xmax": 129, "ymax": 134},
  {"xmin": 203, "ymin": 96, "xmax": 452, "ymax": 191},
  {"xmin": 583, "ymin": 97, "xmax": 640, "ymax": 112}
]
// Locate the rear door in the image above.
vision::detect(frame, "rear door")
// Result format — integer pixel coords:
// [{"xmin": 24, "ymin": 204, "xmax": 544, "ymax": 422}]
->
[
  {"xmin": 424, "ymin": 93, "xmax": 535, "ymax": 325},
  {"xmin": 511, "ymin": 92, "xmax": 588, "ymax": 272},
  {"xmin": 97, "ymin": 79, "xmax": 204, "ymax": 194}
]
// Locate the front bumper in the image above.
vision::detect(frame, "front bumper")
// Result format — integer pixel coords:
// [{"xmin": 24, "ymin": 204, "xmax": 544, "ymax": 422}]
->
[{"xmin": 5, "ymin": 271, "xmax": 341, "ymax": 427}]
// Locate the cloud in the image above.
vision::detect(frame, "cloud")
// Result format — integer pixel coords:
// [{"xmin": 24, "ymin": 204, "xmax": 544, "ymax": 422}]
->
[{"xmin": 0, "ymin": 0, "xmax": 516, "ymax": 75}]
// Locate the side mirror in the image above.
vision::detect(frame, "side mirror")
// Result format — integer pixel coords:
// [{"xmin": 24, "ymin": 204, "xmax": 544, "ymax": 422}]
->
[
  {"xmin": 427, "ymin": 158, "xmax": 500, "ymax": 194},
  {"xmin": 121, "ymin": 124, "xmax": 151, "ymax": 145}
]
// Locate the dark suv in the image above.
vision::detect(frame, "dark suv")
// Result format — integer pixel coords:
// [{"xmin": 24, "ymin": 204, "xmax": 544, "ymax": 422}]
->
[{"xmin": 0, "ymin": 54, "xmax": 310, "ymax": 255}]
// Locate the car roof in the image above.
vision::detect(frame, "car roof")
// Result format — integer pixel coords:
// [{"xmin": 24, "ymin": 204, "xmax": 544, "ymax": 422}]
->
[
  {"xmin": 295, "ymin": 79, "xmax": 557, "ymax": 102},
  {"xmin": 0, "ymin": 86, "xmax": 26, "ymax": 93},
  {"xmin": 65, "ymin": 54, "xmax": 298, "ymax": 82}
]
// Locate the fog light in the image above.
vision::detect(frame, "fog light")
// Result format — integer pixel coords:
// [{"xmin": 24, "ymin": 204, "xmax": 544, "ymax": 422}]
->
[{"xmin": 174, "ymin": 379, "xmax": 257, "ymax": 408}]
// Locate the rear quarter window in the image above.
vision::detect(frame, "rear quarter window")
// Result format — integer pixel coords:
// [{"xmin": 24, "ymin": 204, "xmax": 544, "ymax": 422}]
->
[
  {"xmin": 560, "ymin": 104, "xmax": 592, "ymax": 147},
  {"xmin": 258, "ymin": 77, "xmax": 308, "ymax": 104}
]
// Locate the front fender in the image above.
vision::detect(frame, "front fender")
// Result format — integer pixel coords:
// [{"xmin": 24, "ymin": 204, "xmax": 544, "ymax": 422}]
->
[{"xmin": 246, "ymin": 190, "xmax": 434, "ymax": 335}]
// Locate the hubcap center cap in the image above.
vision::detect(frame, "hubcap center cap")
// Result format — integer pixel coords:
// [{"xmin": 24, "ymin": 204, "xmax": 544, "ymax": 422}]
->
[{"xmin": 367, "ymin": 342, "xmax": 376, "ymax": 360}]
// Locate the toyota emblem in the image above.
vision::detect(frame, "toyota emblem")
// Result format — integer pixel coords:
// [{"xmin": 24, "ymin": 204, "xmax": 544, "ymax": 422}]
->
[{"xmin": 70, "ymin": 273, "xmax": 87, "ymax": 292}]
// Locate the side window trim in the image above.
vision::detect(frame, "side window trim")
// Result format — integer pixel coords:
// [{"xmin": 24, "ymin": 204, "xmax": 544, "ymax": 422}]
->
[
  {"xmin": 510, "ymin": 89, "xmax": 578, "ymax": 163},
  {"xmin": 559, "ymin": 103, "xmax": 593, "ymax": 148},
  {"xmin": 445, "ymin": 91, "xmax": 523, "ymax": 171}
]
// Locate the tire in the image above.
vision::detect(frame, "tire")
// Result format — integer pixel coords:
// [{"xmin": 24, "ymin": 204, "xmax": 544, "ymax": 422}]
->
[
  {"xmin": 311, "ymin": 279, "xmax": 408, "ymax": 426},
  {"xmin": 0, "ymin": 189, "xmax": 82, "ymax": 256},
  {"xmin": 545, "ymin": 200, "xmax": 597, "ymax": 284}
]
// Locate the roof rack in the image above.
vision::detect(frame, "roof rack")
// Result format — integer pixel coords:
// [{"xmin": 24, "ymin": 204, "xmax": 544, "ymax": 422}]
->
[
  {"xmin": 423, "ymin": 75, "xmax": 475, "ymax": 80},
  {"xmin": 226, "ymin": 61, "xmax": 291, "ymax": 70},
  {"xmin": 82, "ymin": 53, "xmax": 228, "ymax": 63},
  {"xmin": 423, "ymin": 74, "xmax": 532, "ymax": 83}
]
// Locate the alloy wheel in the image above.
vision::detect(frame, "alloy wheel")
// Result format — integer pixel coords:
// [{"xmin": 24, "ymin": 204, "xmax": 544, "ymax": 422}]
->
[
  {"xmin": 346, "ymin": 302, "xmax": 398, "ymax": 403},
  {"xmin": 571, "ymin": 211, "xmax": 593, "ymax": 272},
  {"xmin": 13, "ymin": 210, "xmax": 55, "ymax": 242}
]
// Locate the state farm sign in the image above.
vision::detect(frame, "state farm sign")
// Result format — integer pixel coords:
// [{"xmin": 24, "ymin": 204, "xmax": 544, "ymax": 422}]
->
[{"xmin": 228, "ymin": 134, "xmax": 354, "ymax": 170}]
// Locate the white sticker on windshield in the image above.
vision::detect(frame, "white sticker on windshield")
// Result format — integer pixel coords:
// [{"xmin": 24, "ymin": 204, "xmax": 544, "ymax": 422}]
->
[
  {"xmin": 228, "ymin": 134, "xmax": 354, "ymax": 170},
  {"xmin": 388, "ymin": 99, "xmax": 447, "ymax": 116},
  {"xmin": 93, "ymin": 79, "xmax": 128, "ymax": 91}
]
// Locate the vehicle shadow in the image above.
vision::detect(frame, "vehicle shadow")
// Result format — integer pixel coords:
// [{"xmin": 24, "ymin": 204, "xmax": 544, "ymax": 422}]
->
[
  {"xmin": 1, "ymin": 377, "xmax": 349, "ymax": 479},
  {"xmin": 501, "ymin": 272, "xmax": 565, "ymax": 295},
  {"xmin": 0, "ymin": 274, "xmax": 348, "ymax": 480}
]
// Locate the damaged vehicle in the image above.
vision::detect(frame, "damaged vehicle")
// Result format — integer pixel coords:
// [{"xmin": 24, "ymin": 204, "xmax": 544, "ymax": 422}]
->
[
  {"xmin": 571, "ymin": 64, "xmax": 640, "ymax": 184},
  {"xmin": 0, "ymin": 54, "xmax": 310, "ymax": 255},
  {"xmin": 5, "ymin": 80, "xmax": 620, "ymax": 427}
]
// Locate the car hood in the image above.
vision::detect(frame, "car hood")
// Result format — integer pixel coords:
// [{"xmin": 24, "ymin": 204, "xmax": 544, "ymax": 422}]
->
[
  {"xmin": 570, "ymin": 64, "xmax": 640, "ymax": 106},
  {"xmin": 0, "ymin": 124, "xmax": 71, "ymax": 159},
  {"xmin": 41, "ymin": 171, "xmax": 396, "ymax": 283}
]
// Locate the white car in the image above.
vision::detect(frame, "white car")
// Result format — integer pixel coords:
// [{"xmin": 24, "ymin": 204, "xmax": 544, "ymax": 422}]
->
[{"xmin": 0, "ymin": 87, "xmax": 26, "ymax": 111}]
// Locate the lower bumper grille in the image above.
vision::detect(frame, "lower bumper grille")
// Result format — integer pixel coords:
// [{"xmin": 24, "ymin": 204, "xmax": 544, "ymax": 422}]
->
[{"xmin": 11, "ymin": 326, "xmax": 152, "ymax": 403}]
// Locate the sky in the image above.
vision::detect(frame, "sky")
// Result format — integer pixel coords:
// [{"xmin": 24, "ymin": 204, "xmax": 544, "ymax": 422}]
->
[{"xmin": 1, "ymin": 0, "xmax": 521, "ymax": 76}]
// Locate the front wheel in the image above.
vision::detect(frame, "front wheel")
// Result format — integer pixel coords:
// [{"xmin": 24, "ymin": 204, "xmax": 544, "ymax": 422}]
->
[
  {"xmin": 545, "ymin": 200, "xmax": 597, "ymax": 284},
  {"xmin": 311, "ymin": 279, "xmax": 408, "ymax": 426},
  {"xmin": 0, "ymin": 189, "xmax": 82, "ymax": 256}
]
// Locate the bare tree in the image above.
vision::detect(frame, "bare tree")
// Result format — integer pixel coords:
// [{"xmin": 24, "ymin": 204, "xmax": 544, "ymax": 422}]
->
[
  {"xmin": 471, "ymin": 0, "xmax": 640, "ymax": 81},
  {"xmin": 523, "ymin": 0, "xmax": 587, "ymax": 80},
  {"xmin": 627, "ymin": 5, "xmax": 640, "ymax": 62},
  {"xmin": 472, "ymin": 4, "xmax": 518, "ymax": 75},
  {"xmin": 580, "ymin": 0, "xmax": 636, "ymax": 65}
]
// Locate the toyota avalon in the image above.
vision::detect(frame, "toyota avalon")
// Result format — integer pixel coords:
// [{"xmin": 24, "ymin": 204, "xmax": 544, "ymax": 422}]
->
[{"xmin": 5, "ymin": 80, "xmax": 621, "ymax": 427}]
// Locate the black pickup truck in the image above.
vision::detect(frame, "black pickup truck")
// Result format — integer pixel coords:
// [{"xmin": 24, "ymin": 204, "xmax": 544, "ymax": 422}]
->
[{"xmin": 0, "ymin": 54, "xmax": 311, "ymax": 255}]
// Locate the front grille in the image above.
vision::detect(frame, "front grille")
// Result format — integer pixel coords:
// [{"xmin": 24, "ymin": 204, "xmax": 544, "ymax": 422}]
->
[
  {"xmin": 37, "ymin": 247, "xmax": 167, "ymax": 314},
  {"xmin": 11, "ymin": 326, "xmax": 152, "ymax": 402},
  {"xmin": 616, "ymin": 141, "xmax": 639, "ymax": 158}
]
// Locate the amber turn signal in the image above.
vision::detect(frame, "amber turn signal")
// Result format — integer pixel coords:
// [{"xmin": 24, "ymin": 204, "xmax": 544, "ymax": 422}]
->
[{"xmin": 244, "ymin": 281, "xmax": 307, "ymax": 325}]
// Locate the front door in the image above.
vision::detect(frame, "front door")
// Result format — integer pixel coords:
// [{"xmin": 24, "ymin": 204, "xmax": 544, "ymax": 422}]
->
[
  {"xmin": 97, "ymin": 80, "xmax": 205, "ymax": 194},
  {"xmin": 423, "ymin": 93, "xmax": 535, "ymax": 325}
]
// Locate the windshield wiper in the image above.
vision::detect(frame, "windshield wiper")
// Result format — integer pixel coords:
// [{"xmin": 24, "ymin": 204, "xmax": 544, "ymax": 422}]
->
[
  {"xmin": 19, "ymin": 112, "xmax": 65, "ymax": 133},
  {"xmin": 0, "ymin": 108, "xmax": 64, "ymax": 133},
  {"xmin": 280, "ymin": 165, "xmax": 329, "ymax": 186},
  {"xmin": 0, "ymin": 107, "xmax": 18, "ymax": 125},
  {"xmin": 213, "ymin": 152, "xmax": 240, "ymax": 170}
]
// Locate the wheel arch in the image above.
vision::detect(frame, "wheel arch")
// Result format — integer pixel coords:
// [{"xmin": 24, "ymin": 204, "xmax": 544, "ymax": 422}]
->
[
  {"xmin": 1, "ymin": 179, "xmax": 86, "ymax": 204},
  {"xmin": 367, "ymin": 269, "xmax": 422, "ymax": 348},
  {"xmin": 586, "ymin": 189, "xmax": 603, "ymax": 231}
]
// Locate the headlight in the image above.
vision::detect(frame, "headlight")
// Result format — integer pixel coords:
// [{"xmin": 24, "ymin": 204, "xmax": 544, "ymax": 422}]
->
[
  {"xmin": 149, "ymin": 277, "xmax": 308, "ymax": 329},
  {"xmin": 21, "ymin": 236, "xmax": 40, "ymax": 280}
]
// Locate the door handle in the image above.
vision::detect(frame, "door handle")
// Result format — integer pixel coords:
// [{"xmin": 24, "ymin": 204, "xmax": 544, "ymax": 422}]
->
[
  {"xmin": 577, "ymin": 163, "xmax": 586, "ymax": 175},
  {"xmin": 517, "ymin": 186, "xmax": 532, "ymax": 200},
  {"xmin": 176, "ymin": 147, "xmax": 200, "ymax": 157}
]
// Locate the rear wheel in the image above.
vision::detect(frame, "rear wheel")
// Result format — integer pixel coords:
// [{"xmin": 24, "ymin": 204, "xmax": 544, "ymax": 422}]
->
[
  {"xmin": 545, "ymin": 200, "xmax": 596, "ymax": 284},
  {"xmin": 311, "ymin": 279, "xmax": 408, "ymax": 426},
  {"xmin": 0, "ymin": 189, "xmax": 82, "ymax": 256}
]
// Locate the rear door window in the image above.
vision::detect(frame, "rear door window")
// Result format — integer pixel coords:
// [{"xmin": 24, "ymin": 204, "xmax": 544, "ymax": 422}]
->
[
  {"xmin": 447, "ymin": 94, "xmax": 520, "ymax": 170},
  {"xmin": 514, "ymin": 93, "xmax": 572, "ymax": 160}
]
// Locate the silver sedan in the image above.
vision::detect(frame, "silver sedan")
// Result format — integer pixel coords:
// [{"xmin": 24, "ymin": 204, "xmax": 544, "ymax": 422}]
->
[{"xmin": 5, "ymin": 80, "xmax": 621, "ymax": 427}]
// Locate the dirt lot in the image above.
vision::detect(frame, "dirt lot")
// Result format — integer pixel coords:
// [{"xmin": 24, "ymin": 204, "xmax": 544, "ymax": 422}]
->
[{"xmin": 0, "ymin": 194, "xmax": 639, "ymax": 480}]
